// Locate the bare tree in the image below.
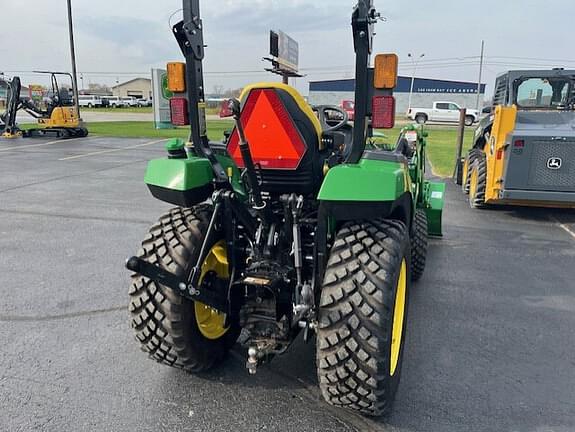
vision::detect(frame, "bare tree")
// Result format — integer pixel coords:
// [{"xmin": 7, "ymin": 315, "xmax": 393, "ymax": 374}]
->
[{"xmin": 212, "ymin": 85, "xmax": 225, "ymax": 97}]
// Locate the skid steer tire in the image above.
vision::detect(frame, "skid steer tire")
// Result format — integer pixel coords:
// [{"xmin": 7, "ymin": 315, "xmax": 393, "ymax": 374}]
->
[
  {"xmin": 462, "ymin": 149, "xmax": 482, "ymax": 194},
  {"xmin": 410, "ymin": 210, "xmax": 428, "ymax": 282},
  {"xmin": 317, "ymin": 219, "xmax": 411, "ymax": 417},
  {"xmin": 129, "ymin": 206, "xmax": 238, "ymax": 373},
  {"xmin": 469, "ymin": 152, "xmax": 488, "ymax": 209}
]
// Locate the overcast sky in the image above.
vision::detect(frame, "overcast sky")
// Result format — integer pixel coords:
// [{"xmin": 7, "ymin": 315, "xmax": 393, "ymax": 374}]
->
[{"xmin": 2, "ymin": 0, "xmax": 574, "ymax": 97}]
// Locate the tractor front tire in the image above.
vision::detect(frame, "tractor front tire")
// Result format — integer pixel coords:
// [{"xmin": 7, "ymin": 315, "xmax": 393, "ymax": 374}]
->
[
  {"xmin": 129, "ymin": 206, "xmax": 238, "ymax": 373},
  {"xmin": 317, "ymin": 219, "xmax": 411, "ymax": 416},
  {"xmin": 469, "ymin": 152, "xmax": 488, "ymax": 209},
  {"xmin": 411, "ymin": 210, "xmax": 428, "ymax": 282}
]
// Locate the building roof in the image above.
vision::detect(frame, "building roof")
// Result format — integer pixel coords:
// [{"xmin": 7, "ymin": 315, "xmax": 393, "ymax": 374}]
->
[
  {"xmin": 310, "ymin": 76, "xmax": 486, "ymax": 94},
  {"xmin": 112, "ymin": 77, "xmax": 151, "ymax": 89}
]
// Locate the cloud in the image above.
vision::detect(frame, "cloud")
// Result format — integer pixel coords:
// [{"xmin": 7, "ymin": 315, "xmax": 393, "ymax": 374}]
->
[{"xmin": 2, "ymin": 0, "xmax": 575, "ymax": 94}]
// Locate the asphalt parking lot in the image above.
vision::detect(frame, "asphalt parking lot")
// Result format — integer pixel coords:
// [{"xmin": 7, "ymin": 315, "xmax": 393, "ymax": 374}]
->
[{"xmin": 0, "ymin": 135, "xmax": 574, "ymax": 432}]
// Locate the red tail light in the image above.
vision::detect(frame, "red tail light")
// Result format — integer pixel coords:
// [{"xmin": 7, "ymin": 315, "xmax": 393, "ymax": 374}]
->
[
  {"xmin": 372, "ymin": 96, "xmax": 395, "ymax": 129},
  {"xmin": 227, "ymin": 89, "xmax": 307, "ymax": 170},
  {"xmin": 170, "ymin": 97, "xmax": 189, "ymax": 126},
  {"xmin": 496, "ymin": 149, "xmax": 504, "ymax": 160},
  {"xmin": 514, "ymin": 139, "xmax": 525, "ymax": 148}
]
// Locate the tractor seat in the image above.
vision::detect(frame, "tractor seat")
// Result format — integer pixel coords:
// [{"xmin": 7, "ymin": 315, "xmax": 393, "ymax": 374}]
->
[{"xmin": 227, "ymin": 83, "xmax": 325, "ymax": 195}]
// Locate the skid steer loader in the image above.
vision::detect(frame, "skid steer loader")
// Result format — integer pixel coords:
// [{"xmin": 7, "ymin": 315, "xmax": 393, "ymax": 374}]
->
[
  {"xmin": 126, "ymin": 0, "xmax": 444, "ymax": 416},
  {"xmin": 462, "ymin": 69, "xmax": 575, "ymax": 208}
]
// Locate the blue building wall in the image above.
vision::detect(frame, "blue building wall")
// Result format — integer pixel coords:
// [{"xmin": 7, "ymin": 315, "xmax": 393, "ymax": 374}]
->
[
  {"xmin": 308, "ymin": 76, "xmax": 487, "ymax": 114},
  {"xmin": 309, "ymin": 76, "xmax": 486, "ymax": 94}
]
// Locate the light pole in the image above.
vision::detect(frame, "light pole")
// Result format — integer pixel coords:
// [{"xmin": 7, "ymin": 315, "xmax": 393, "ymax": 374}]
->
[
  {"xmin": 408, "ymin": 53, "xmax": 425, "ymax": 114},
  {"xmin": 67, "ymin": 0, "xmax": 81, "ymax": 118}
]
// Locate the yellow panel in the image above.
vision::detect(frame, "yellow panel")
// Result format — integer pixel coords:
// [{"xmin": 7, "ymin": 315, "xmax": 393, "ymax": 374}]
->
[
  {"xmin": 485, "ymin": 105, "xmax": 517, "ymax": 202},
  {"xmin": 45, "ymin": 107, "xmax": 80, "ymax": 128},
  {"xmin": 239, "ymin": 82, "xmax": 323, "ymax": 148},
  {"xmin": 167, "ymin": 62, "xmax": 186, "ymax": 93},
  {"xmin": 374, "ymin": 54, "xmax": 398, "ymax": 89}
]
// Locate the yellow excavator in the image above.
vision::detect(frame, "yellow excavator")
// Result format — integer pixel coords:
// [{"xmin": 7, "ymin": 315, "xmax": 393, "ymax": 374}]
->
[{"xmin": 0, "ymin": 72, "xmax": 88, "ymax": 139}]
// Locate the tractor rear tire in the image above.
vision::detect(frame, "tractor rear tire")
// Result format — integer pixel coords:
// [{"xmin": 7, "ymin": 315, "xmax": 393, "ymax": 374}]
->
[
  {"xmin": 128, "ymin": 206, "xmax": 238, "ymax": 373},
  {"xmin": 317, "ymin": 219, "xmax": 411, "ymax": 416},
  {"xmin": 469, "ymin": 151, "xmax": 488, "ymax": 209},
  {"xmin": 462, "ymin": 148, "xmax": 482, "ymax": 194},
  {"xmin": 411, "ymin": 210, "xmax": 428, "ymax": 282}
]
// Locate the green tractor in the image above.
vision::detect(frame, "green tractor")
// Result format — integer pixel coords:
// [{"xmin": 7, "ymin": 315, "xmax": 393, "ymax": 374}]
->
[{"xmin": 126, "ymin": 0, "xmax": 444, "ymax": 416}]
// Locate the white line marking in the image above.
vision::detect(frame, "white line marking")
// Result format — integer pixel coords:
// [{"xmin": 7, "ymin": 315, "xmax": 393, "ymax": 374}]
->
[
  {"xmin": 0, "ymin": 137, "xmax": 86, "ymax": 152},
  {"xmin": 551, "ymin": 216, "xmax": 575, "ymax": 241},
  {"xmin": 59, "ymin": 139, "xmax": 168, "ymax": 161}
]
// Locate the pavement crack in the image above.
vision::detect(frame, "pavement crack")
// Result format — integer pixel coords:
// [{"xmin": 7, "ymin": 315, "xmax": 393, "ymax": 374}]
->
[{"xmin": 0, "ymin": 305, "xmax": 126, "ymax": 322}]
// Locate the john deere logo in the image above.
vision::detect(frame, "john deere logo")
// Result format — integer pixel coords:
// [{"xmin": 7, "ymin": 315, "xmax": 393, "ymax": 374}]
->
[
  {"xmin": 547, "ymin": 157, "xmax": 562, "ymax": 170},
  {"xmin": 161, "ymin": 73, "xmax": 173, "ymax": 100}
]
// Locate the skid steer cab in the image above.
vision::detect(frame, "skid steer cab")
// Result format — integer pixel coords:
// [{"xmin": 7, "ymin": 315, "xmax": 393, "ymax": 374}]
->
[
  {"xmin": 462, "ymin": 69, "xmax": 575, "ymax": 209},
  {"xmin": 126, "ymin": 0, "xmax": 444, "ymax": 417}
]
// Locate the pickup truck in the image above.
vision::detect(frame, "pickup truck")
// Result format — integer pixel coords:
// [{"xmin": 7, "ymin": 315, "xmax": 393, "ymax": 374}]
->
[{"xmin": 408, "ymin": 101, "xmax": 480, "ymax": 126}]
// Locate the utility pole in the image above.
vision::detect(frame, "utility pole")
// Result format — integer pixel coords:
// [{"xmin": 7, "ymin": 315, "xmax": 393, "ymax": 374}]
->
[
  {"xmin": 476, "ymin": 40, "xmax": 485, "ymax": 111},
  {"xmin": 67, "ymin": 0, "xmax": 81, "ymax": 118},
  {"xmin": 408, "ymin": 53, "xmax": 425, "ymax": 114}
]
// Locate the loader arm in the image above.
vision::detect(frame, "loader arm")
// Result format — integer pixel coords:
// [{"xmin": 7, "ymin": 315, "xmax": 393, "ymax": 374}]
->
[{"xmin": 1, "ymin": 77, "xmax": 23, "ymax": 137}]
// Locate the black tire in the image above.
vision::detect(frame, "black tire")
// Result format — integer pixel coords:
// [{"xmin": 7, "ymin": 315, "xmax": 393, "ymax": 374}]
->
[
  {"xmin": 129, "ymin": 206, "xmax": 238, "ymax": 373},
  {"xmin": 462, "ymin": 148, "xmax": 482, "ymax": 194},
  {"xmin": 410, "ymin": 210, "xmax": 428, "ymax": 282},
  {"xmin": 465, "ymin": 115, "xmax": 475, "ymax": 127},
  {"xmin": 469, "ymin": 151, "xmax": 487, "ymax": 209},
  {"xmin": 415, "ymin": 114, "xmax": 427, "ymax": 125},
  {"xmin": 87, "ymin": 103, "xmax": 93, "ymax": 108},
  {"xmin": 317, "ymin": 219, "xmax": 411, "ymax": 416}
]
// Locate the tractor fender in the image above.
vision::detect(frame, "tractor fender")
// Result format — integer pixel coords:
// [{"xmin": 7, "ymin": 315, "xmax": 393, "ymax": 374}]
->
[
  {"xmin": 144, "ymin": 151, "xmax": 245, "ymax": 208},
  {"xmin": 318, "ymin": 158, "xmax": 413, "ymax": 227},
  {"xmin": 145, "ymin": 157, "xmax": 215, "ymax": 207},
  {"xmin": 318, "ymin": 158, "xmax": 410, "ymax": 203}
]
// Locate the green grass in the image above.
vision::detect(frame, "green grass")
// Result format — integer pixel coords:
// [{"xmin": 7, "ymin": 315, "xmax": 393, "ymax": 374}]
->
[
  {"xmin": 83, "ymin": 121, "xmax": 473, "ymax": 177},
  {"xmin": 372, "ymin": 125, "xmax": 475, "ymax": 176},
  {"xmin": 419, "ymin": 126, "xmax": 475, "ymax": 176},
  {"xmin": 86, "ymin": 121, "xmax": 234, "ymax": 142}
]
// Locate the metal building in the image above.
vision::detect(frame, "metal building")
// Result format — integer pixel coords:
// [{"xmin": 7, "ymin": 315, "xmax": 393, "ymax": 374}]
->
[
  {"xmin": 112, "ymin": 78, "xmax": 152, "ymax": 99},
  {"xmin": 308, "ymin": 76, "xmax": 486, "ymax": 114}
]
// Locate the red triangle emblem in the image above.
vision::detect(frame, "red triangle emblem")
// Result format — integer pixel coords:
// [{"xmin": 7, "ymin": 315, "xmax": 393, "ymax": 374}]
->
[{"xmin": 228, "ymin": 89, "xmax": 307, "ymax": 170}]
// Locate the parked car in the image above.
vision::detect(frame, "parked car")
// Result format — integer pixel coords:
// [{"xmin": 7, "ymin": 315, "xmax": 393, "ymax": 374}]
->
[
  {"xmin": 341, "ymin": 100, "xmax": 355, "ymax": 121},
  {"xmin": 408, "ymin": 101, "xmax": 480, "ymax": 126},
  {"xmin": 137, "ymin": 98, "xmax": 153, "ymax": 107},
  {"xmin": 102, "ymin": 96, "xmax": 126, "ymax": 108},
  {"xmin": 122, "ymin": 97, "xmax": 139, "ymax": 107},
  {"xmin": 78, "ymin": 95, "xmax": 104, "ymax": 108}
]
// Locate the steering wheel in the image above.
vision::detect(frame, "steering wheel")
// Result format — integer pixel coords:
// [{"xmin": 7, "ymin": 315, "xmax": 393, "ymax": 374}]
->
[{"xmin": 313, "ymin": 105, "xmax": 349, "ymax": 132}]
